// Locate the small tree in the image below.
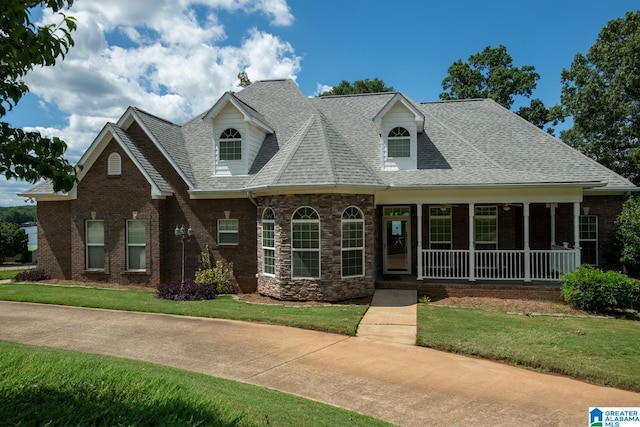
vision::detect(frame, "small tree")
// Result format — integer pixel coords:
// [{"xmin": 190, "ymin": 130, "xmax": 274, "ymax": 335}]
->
[
  {"xmin": 318, "ymin": 78, "xmax": 393, "ymax": 96},
  {"xmin": 0, "ymin": 222, "xmax": 28, "ymax": 263},
  {"xmin": 195, "ymin": 244, "xmax": 237, "ymax": 293}
]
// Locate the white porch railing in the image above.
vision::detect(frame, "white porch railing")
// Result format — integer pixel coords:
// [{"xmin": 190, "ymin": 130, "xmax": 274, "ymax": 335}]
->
[{"xmin": 422, "ymin": 249, "xmax": 577, "ymax": 281}]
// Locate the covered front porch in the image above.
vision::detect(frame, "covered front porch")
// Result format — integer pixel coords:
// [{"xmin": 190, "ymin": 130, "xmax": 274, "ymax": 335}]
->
[{"xmin": 377, "ymin": 186, "xmax": 588, "ymax": 285}]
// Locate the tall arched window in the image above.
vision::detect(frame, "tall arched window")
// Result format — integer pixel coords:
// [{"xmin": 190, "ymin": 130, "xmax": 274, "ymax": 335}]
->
[
  {"xmin": 341, "ymin": 206, "xmax": 364, "ymax": 277},
  {"xmin": 291, "ymin": 207, "xmax": 320, "ymax": 278},
  {"xmin": 262, "ymin": 208, "xmax": 275, "ymax": 275},
  {"xmin": 107, "ymin": 152, "xmax": 121, "ymax": 175},
  {"xmin": 387, "ymin": 127, "xmax": 410, "ymax": 158},
  {"xmin": 219, "ymin": 128, "xmax": 242, "ymax": 160}
]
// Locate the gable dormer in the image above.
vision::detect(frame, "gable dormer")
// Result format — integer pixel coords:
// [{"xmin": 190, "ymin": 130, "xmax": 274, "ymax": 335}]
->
[
  {"xmin": 373, "ymin": 93, "xmax": 425, "ymax": 171},
  {"xmin": 203, "ymin": 92, "xmax": 274, "ymax": 176}
]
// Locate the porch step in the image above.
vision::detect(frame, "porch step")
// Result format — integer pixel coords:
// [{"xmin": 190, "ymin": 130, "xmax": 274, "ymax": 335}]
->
[{"xmin": 357, "ymin": 289, "xmax": 417, "ymax": 345}]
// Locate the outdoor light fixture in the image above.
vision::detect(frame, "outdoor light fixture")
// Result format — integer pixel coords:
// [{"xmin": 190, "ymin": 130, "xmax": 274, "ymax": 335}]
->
[{"xmin": 175, "ymin": 224, "xmax": 194, "ymax": 289}]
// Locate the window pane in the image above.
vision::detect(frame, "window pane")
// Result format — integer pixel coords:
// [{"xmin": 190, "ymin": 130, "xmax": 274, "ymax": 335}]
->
[
  {"xmin": 219, "ymin": 219, "xmax": 238, "ymax": 231},
  {"xmin": 581, "ymin": 241, "xmax": 597, "ymax": 265},
  {"xmin": 293, "ymin": 251, "xmax": 319, "ymax": 277},
  {"xmin": 342, "ymin": 222, "xmax": 363, "ymax": 248},
  {"xmin": 87, "ymin": 246, "xmax": 104, "ymax": 269},
  {"xmin": 293, "ymin": 222, "xmax": 319, "ymax": 248},
  {"xmin": 220, "ymin": 140, "xmax": 242, "ymax": 160},
  {"xmin": 263, "ymin": 248, "xmax": 275, "ymax": 274},
  {"xmin": 342, "ymin": 249, "xmax": 363, "ymax": 277},
  {"xmin": 262, "ymin": 221, "xmax": 274, "ymax": 248},
  {"xmin": 87, "ymin": 221, "xmax": 104, "ymax": 244},
  {"xmin": 219, "ymin": 232, "xmax": 239, "ymax": 245},
  {"xmin": 128, "ymin": 246, "xmax": 146, "ymax": 270},
  {"xmin": 388, "ymin": 138, "xmax": 410, "ymax": 157},
  {"xmin": 127, "ymin": 221, "xmax": 145, "ymax": 244}
]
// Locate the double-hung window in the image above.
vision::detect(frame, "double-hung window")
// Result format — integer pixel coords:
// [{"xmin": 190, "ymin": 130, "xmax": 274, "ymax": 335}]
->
[
  {"xmin": 291, "ymin": 207, "xmax": 320, "ymax": 278},
  {"xmin": 387, "ymin": 127, "xmax": 410, "ymax": 158},
  {"xmin": 579, "ymin": 215, "xmax": 598, "ymax": 265},
  {"xmin": 219, "ymin": 128, "xmax": 242, "ymax": 161},
  {"xmin": 474, "ymin": 206, "xmax": 497, "ymax": 250},
  {"xmin": 218, "ymin": 219, "xmax": 239, "ymax": 245},
  {"xmin": 86, "ymin": 220, "xmax": 104, "ymax": 270},
  {"xmin": 430, "ymin": 207, "xmax": 452, "ymax": 249},
  {"xmin": 341, "ymin": 207, "xmax": 364, "ymax": 277},
  {"xmin": 262, "ymin": 208, "xmax": 275, "ymax": 275},
  {"xmin": 126, "ymin": 220, "xmax": 146, "ymax": 271}
]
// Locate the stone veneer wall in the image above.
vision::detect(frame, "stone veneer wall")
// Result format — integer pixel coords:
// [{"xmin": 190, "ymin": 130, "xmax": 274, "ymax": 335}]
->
[{"xmin": 256, "ymin": 194, "xmax": 376, "ymax": 301}]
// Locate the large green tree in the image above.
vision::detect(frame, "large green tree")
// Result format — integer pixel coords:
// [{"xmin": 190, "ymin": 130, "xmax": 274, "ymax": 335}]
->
[
  {"xmin": 1, "ymin": 0, "xmax": 78, "ymax": 192},
  {"xmin": 560, "ymin": 10, "xmax": 640, "ymax": 185},
  {"xmin": 440, "ymin": 45, "xmax": 561, "ymax": 133},
  {"xmin": 319, "ymin": 78, "xmax": 393, "ymax": 96},
  {"xmin": 0, "ymin": 221, "xmax": 28, "ymax": 263}
]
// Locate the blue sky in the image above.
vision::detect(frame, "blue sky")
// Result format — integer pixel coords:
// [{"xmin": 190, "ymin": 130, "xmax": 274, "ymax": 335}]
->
[{"xmin": 2, "ymin": 0, "xmax": 636, "ymax": 205}]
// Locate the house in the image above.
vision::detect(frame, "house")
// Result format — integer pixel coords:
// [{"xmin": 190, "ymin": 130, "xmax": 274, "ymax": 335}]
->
[{"xmin": 20, "ymin": 79, "xmax": 638, "ymax": 301}]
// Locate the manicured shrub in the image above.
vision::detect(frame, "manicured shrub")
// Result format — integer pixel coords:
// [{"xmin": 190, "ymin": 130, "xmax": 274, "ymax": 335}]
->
[
  {"xmin": 12, "ymin": 268, "xmax": 50, "ymax": 282},
  {"xmin": 561, "ymin": 266, "xmax": 640, "ymax": 312},
  {"xmin": 156, "ymin": 280, "xmax": 218, "ymax": 301}
]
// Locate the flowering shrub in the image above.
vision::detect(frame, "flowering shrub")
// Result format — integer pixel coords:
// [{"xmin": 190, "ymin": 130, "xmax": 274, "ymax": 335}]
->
[
  {"xmin": 156, "ymin": 280, "xmax": 218, "ymax": 301},
  {"xmin": 194, "ymin": 244, "xmax": 237, "ymax": 294},
  {"xmin": 13, "ymin": 268, "xmax": 50, "ymax": 282}
]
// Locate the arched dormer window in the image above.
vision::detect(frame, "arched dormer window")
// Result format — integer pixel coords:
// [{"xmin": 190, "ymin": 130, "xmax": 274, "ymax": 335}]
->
[
  {"xmin": 107, "ymin": 152, "xmax": 121, "ymax": 176},
  {"xmin": 219, "ymin": 128, "xmax": 242, "ymax": 161},
  {"xmin": 387, "ymin": 127, "xmax": 410, "ymax": 158},
  {"xmin": 291, "ymin": 207, "xmax": 320, "ymax": 278},
  {"xmin": 262, "ymin": 208, "xmax": 275, "ymax": 275}
]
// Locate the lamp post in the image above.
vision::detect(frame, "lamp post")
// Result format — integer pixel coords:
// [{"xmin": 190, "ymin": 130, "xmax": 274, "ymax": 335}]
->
[{"xmin": 174, "ymin": 224, "xmax": 194, "ymax": 289}]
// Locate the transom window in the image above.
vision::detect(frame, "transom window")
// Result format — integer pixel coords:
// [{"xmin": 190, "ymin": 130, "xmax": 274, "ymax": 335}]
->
[
  {"xmin": 580, "ymin": 215, "xmax": 598, "ymax": 265},
  {"xmin": 218, "ymin": 219, "xmax": 239, "ymax": 245},
  {"xmin": 127, "ymin": 220, "xmax": 146, "ymax": 271},
  {"xmin": 86, "ymin": 220, "xmax": 104, "ymax": 270},
  {"xmin": 219, "ymin": 128, "xmax": 242, "ymax": 161},
  {"xmin": 475, "ymin": 206, "xmax": 497, "ymax": 250},
  {"xmin": 341, "ymin": 206, "xmax": 364, "ymax": 277},
  {"xmin": 291, "ymin": 207, "xmax": 320, "ymax": 278},
  {"xmin": 430, "ymin": 207, "xmax": 452, "ymax": 250},
  {"xmin": 387, "ymin": 127, "xmax": 410, "ymax": 158},
  {"xmin": 262, "ymin": 208, "xmax": 275, "ymax": 275}
]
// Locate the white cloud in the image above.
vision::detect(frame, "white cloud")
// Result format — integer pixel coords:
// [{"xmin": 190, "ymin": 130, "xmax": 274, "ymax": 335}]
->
[
  {"xmin": 22, "ymin": 0, "xmax": 300, "ymax": 165},
  {"xmin": 314, "ymin": 83, "xmax": 334, "ymax": 97}
]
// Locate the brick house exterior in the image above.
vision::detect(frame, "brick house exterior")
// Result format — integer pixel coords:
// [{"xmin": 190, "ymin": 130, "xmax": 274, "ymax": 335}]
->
[{"xmin": 22, "ymin": 79, "xmax": 638, "ymax": 301}]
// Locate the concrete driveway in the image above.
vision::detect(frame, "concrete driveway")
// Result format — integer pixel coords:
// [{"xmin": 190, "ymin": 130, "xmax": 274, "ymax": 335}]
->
[{"xmin": 1, "ymin": 301, "xmax": 638, "ymax": 426}]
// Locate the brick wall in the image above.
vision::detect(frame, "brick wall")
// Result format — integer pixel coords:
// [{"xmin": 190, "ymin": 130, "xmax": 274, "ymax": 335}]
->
[
  {"xmin": 37, "ymin": 201, "xmax": 72, "ymax": 279},
  {"xmin": 256, "ymin": 194, "xmax": 376, "ymax": 301}
]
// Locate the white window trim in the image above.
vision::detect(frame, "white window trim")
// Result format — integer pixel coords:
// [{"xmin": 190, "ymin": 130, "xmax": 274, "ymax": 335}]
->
[
  {"xmin": 341, "ymin": 206, "xmax": 365, "ymax": 278},
  {"xmin": 85, "ymin": 220, "xmax": 104, "ymax": 270},
  {"xmin": 218, "ymin": 218, "xmax": 239, "ymax": 246},
  {"xmin": 291, "ymin": 207, "xmax": 321, "ymax": 279},
  {"xmin": 262, "ymin": 209, "xmax": 275, "ymax": 276},
  {"xmin": 579, "ymin": 215, "xmax": 598, "ymax": 265},
  {"xmin": 429, "ymin": 207, "xmax": 452, "ymax": 249},
  {"xmin": 126, "ymin": 220, "xmax": 146, "ymax": 272},
  {"xmin": 474, "ymin": 206, "xmax": 498, "ymax": 249},
  {"xmin": 218, "ymin": 128, "xmax": 242, "ymax": 161},
  {"xmin": 386, "ymin": 127, "xmax": 411, "ymax": 159}
]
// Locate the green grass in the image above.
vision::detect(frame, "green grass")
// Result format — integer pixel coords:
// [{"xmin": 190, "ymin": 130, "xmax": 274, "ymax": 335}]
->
[
  {"xmin": 417, "ymin": 304, "xmax": 640, "ymax": 392},
  {"xmin": 0, "ymin": 282, "xmax": 367, "ymax": 335},
  {"xmin": 0, "ymin": 269, "xmax": 30, "ymax": 280},
  {"xmin": 0, "ymin": 341, "xmax": 390, "ymax": 426}
]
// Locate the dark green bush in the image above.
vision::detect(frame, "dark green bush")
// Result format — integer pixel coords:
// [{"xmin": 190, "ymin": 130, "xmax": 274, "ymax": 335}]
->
[
  {"xmin": 561, "ymin": 266, "xmax": 640, "ymax": 312},
  {"xmin": 12, "ymin": 268, "xmax": 50, "ymax": 282},
  {"xmin": 156, "ymin": 280, "xmax": 218, "ymax": 301}
]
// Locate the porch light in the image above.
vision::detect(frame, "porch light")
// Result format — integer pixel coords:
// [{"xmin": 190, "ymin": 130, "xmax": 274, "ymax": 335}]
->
[{"xmin": 175, "ymin": 224, "xmax": 194, "ymax": 289}]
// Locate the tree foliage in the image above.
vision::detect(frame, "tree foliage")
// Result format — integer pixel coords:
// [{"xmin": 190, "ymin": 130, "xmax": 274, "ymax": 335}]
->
[
  {"xmin": 613, "ymin": 196, "xmax": 640, "ymax": 278},
  {"xmin": 560, "ymin": 11, "xmax": 640, "ymax": 185},
  {"xmin": 319, "ymin": 78, "xmax": 394, "ymax": 96},
  {"xmin": 0, "ymin": 222, "xmax": 28, "ymax": 263},
  {"xmin": 237, "ymin": 71, "xmax": 252, "ymax": 88},
  {"xmin": 440, "ymin": 45, "xmax": 561, "ymax": 133},
  {"xmin": 0, "ymin": 205, "xmax": 36, "ymax": 224},
  {"xmin": 1, "ymin": 0, "xmax": 78, "ymax": 192}
]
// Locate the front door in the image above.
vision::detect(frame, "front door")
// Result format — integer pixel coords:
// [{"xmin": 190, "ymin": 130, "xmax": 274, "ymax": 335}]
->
[{"xmin": 383, "ymin": 207, "xmax": 411, "ymax": 274}]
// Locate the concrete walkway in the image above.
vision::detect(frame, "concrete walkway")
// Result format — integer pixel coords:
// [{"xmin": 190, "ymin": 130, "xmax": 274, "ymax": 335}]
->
[
  {"xmin": 357, "ymin": 289, "xmax": 417, "ymax": 345},
  {"xmin": 2, "ymin": 300, "xmax": 639, "ymax": 426}
]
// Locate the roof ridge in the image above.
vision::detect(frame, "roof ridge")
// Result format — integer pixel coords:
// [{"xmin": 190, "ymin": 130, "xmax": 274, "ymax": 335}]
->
[
  {"xmin": 130, "ymin": 106, "xmax": 179, "ymax": 127},
  {"xmin": 271, "ymin": 116, "xmax": 317, "ymax": 185}
]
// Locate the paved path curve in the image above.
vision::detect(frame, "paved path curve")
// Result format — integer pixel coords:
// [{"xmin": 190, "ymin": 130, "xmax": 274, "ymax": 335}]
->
[{"xmin": 1, "ymin": 301, "xmax": 638, "ymax": 426}]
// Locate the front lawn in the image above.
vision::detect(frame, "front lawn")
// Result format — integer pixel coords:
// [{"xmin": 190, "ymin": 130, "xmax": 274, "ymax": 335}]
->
[
  {"xmin": 0, "ymin": 340, "xmax": 389, "ymax": 426},
  {"xmin": 0, "ymin": 282, "xmax": 367, "ymax": 336},
  {"xmin": 417, "ymin": 304, "xmax": 640, "ymax": 392}
]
